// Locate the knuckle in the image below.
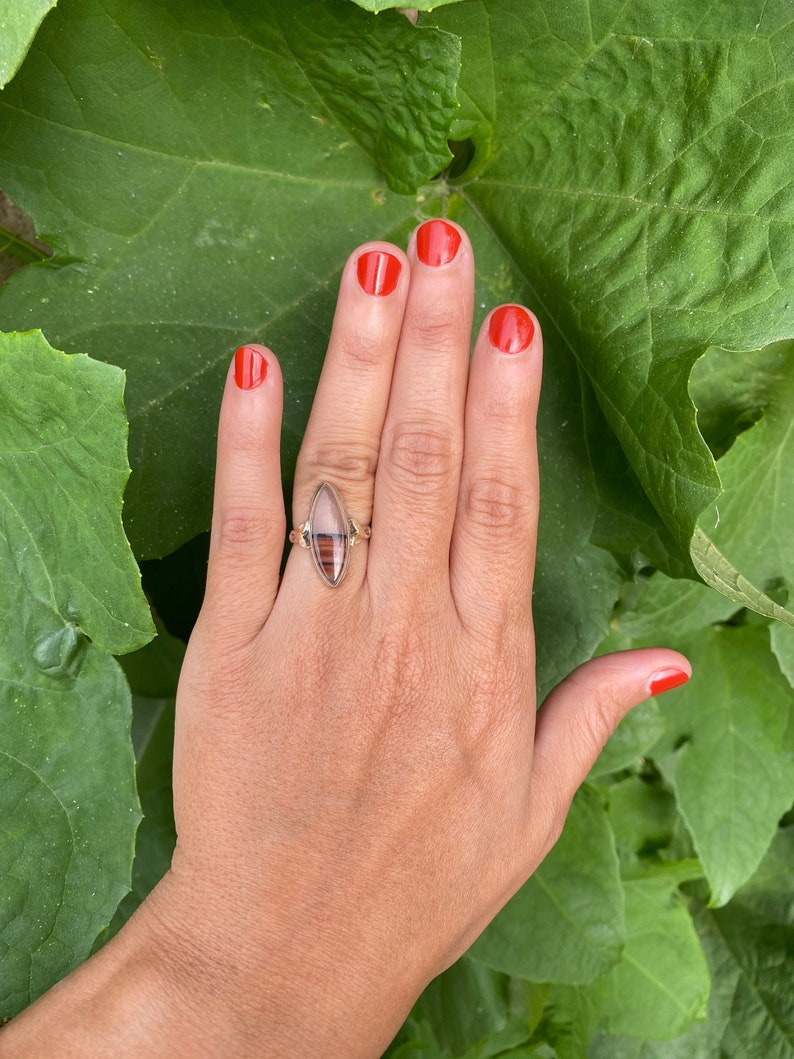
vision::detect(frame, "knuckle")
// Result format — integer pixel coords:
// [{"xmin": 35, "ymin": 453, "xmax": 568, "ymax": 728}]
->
[
  {"xmin": 481, "ymin": 375, "xmax": 529, "ymax": 426},
  {"xmin": 216, "ymin": 506, "xmax": 284, "ymax": 553},
  {"xmin": 338, "ymin": 323, "xmax": 390, "ymax": 369},
  {"xmin": 306, "ymin": 440, "xmax": 379, "ymax": 489},
  {"xmin": 401, "ymin": 303, "xmax": 462, "ymax": 357},
  {"xmin": 219, "ymin": 414, "xmax": 268, "ymax": 456},
  {"xmin": 464, "ymin": 476, "xmax": 532, "ymax": 532},
  {"xmin": 463, "ymin": 653, "xmax": 531, "ymax": 744},
  {"xmin": 384, "ymin": 423, "xmax": 457, "ymax": 493}
]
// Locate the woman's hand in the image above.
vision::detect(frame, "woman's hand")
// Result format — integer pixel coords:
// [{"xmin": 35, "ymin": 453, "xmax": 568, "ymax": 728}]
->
[{"xmin": 2, "ymin": 221, "xmax": 689, "ymax": 1058}]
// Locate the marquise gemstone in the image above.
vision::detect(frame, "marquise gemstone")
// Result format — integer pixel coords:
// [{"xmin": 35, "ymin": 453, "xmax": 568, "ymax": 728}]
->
[{"xmin": 309, "ymin": 483, "xmax": 349, "ymax": 587}]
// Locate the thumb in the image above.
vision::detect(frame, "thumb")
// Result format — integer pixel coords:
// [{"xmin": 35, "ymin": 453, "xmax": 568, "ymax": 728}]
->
[{"xmin": 528, "ymin": 648, "xmax": 690, "ymax": 849}]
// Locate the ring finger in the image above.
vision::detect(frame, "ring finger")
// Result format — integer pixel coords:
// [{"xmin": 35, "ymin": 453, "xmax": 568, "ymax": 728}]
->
[{"xmin": 286, "ymin": 241, "xmax": 409, "ymax": 592}]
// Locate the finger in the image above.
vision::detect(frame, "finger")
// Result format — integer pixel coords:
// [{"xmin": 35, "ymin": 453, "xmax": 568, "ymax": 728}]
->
[
  {"xmin": 371, "ymin": 219, "xmax": 474, "ymax": 596},
  {"xmin": 288, "ymin": 242, "xmax": 409, "ymax": 591},
  {"xmin": 202, "ymin": 345, "xmax": 285, "ymax": 640},
  {"xmin": 528, "ymin": 649, "xmax": 691, "ymax": 851},
  {"xmin": 451, "ymin": 305, "xmax": 542, "ymax": 637}
]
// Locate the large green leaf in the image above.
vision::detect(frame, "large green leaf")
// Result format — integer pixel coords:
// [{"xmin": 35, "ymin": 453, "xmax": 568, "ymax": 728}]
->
[
  {"xmin": 468, "ymin": 786, "xmax": 623, "ymax": 985},
  {"xmin": 0, "ymin": 333, "xmax": 152, "ymax": 651},
  {"xmin": 691, "ymin": 341, "xmax": 794, "ymax": 623},
  {"xmin": 0, "ymin": 0, "xmax": 459, "ymax": 558},
  {"xmin": 590, "ymin": 829, "xmax": 794, "ymax": 1059},
  {"xmin": 771, "ymin": 620, "xmax": 794, "ymax": 691},
  {"xmin": 693, "ymin": 827, "xmax": 794, "ymax": 1058},
  {"xmin": 586, "ymin": 876, "xmax": 709, "ymax": 1038},
  {"xmin": 653, "ymin": 625, "xmax": 794, "ymax": 908},
  {"xmin": 0, "ymin": 330, "xmax": 153, "ymax": 1016},
  {"xmin": 425, "ymin": 0, "xmax": 794, "ymax": 622},
  {"xmin": 543, "ymin": 877, "xmax": 709, "ymax": 1049},
  {"xmin": 0, "ymin": 0, "xmax": 58, "ymax": 88},
  {"xmin": 388, "ymin": 961, "xmax": 541, "ymax": 1059}
]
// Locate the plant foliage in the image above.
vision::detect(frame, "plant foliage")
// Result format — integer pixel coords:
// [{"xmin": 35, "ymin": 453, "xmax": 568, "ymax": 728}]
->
[{"xmin": 0, "ymin": 0, "xmax": 792, "ymax": 1053}]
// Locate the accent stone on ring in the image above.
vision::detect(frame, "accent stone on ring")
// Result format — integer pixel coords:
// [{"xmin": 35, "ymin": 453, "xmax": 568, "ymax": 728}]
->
[{"xmin": 289, "ymin": 482, "xmax": 371, "ymax": 587}]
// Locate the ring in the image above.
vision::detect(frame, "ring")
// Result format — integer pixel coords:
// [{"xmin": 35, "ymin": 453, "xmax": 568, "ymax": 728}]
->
[{"xmin": 289, "ymin": 481, "xmax": 371, "ymax": 587}]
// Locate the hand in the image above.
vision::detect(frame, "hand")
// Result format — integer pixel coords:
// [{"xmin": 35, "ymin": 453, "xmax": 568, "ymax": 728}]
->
[{"xmin": 1, "ymin": 221, "xmax": 689, "ymax": 1058}]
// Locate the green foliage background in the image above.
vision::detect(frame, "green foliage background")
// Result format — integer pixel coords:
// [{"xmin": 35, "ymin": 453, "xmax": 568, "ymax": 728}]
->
[{"xmin": 0, "ymin": 0, "xmax": 792, "ymax": 1053}]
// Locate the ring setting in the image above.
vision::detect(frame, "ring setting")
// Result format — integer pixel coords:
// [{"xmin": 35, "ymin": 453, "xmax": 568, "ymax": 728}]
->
[{"xmin": 289, "ymin": 482, "xmax": 371, "ymax": 587}]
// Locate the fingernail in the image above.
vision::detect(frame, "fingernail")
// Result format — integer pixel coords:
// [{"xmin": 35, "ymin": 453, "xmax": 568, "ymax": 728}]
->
[
  {"xmin": 234, "ymin": 345, "xmax": 267, "ymax": 391},
  {"xmin": 416, "ymin": 219, "xmax": 462, "ymax": 267},
  {"xmin": 648, "ymin": 668, "xmax": 690, "ymax": 696},
  {"xmin": 489, "ymin": 305, "xmax": 535, "ymax": 354},
  {"xmin": 357, "ymin": 250, "xmax": 402, "ymax": 296}
]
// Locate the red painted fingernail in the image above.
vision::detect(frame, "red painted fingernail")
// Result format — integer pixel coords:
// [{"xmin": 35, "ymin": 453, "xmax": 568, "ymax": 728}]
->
[
  {"xmin": 234, "ymin": 345, "xmax": 267, "ymax": 391},
  {"xmin": 648, "ymin": 668, "xmax": 690, "ymax": 696},
  {"xmin": 357, "ymin": 250, "xmax": 401, "ymax": 296},
  {"xmin": 489, "ymin": 305, "xmax": 535, "ymax": 354},
  {"xmin": 416, "ymin": 219, "xmax": 462, "ymax": 267}
]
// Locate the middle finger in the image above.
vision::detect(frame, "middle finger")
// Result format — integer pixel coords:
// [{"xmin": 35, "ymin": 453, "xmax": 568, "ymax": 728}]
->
[{"xmin": 370, "ymin": 219, "xmax": 474, "ymax": 600}]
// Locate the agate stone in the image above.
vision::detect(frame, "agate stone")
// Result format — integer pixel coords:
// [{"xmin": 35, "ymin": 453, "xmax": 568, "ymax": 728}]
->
[{"xmin": 309, "ymin": 482, "xmax": 349, "ymax": 587}]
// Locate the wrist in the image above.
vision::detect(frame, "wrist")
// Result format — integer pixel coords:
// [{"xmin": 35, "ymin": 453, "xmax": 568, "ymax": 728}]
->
[
  {"xmin": 0, "ymin": 891, "xmax": 193, "ymax": 1058},
  {"xmin": 143, "ymin": 867, "xmax": 424, "ymax": 1058},
  {"xmin": 1, "ymin": 867, "xmax": 423, "ymax": 1059}
]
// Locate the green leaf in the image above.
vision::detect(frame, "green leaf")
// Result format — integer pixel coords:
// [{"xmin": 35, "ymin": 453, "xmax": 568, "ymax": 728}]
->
[
  {"xmin": 538, "ymin": 984, "xmax": 598, "ymax": 1059},
  {"xmin": 424, "ymin": 0, "xmax": 794, "ymax": 621},
  {"xmin": 0, "ymin": 331, "xmax": 153, "ymax": 651},
  {"xmin": 591, "ymin": 830, "xmax": 794, "ymax": 1059},
  {"xmin": 282, "ymin": 8, "xmax": 459, "ymax": 196},
  {"xmin": 691, "ymin": 827, "xmax": 794, "ymax": 1058},
  {"xmin": 771, "ymin": 619, "xmax": 794, "ymax": 691},
  {"xmin": 120, "ymin": 615, "xmax": 185, "ymax": 702},
  {"xmin": 468, "ymin": 787, "xmax": 623, "ymax": 985},
  {"xmin": 394, "ymin": 961, "xmax": 537, "ymax": 1059},
  {"xmin": 606, "ymin": 775, "xmax": 679, "ymax": 865},
  {"xmin": 653, "ymin": 625, "xmax": 794, "ymax": 908},
  {"xmin": 606, "ymin": 571, "xmax": 737, "ymax": 648},
  {"xmin": 545, "ymin": 873, "xmax": 709, "ymax": 1051},
  {"xmin": 0, "ymin": 0, "xmax": 459, "ymax": 558},
  {"xmin": 587, "ymin": 877, "xmax": 709, "ymax": 1039},
  {"xmin": 0, "ymin": 0, "xmax": 58, "ymax": 88},
  {"xmin": 14, "ymin": 0, "xmax": 784, "ymax": 699},
  {"xmin": 0, "ymin": 329, "xmax": 153, "ymax": 1016},
  {"xmin": 691, "ymin": 341, "xmax": 794, "ymax": 627},
  {"xmin": 581, "ymin": 371, "xmax": 693, "ymax": 581},
  {"xmin": 589, "ymin": 699, "xmax": 667, "ymax": 779}
]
